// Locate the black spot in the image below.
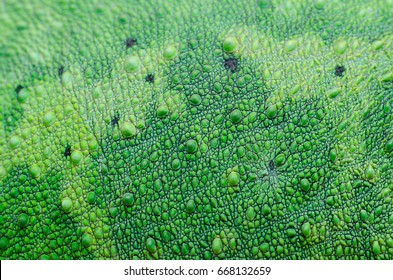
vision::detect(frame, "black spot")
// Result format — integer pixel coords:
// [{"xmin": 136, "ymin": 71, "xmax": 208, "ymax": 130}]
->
[
  {"xmin": 58, "ymin": 66, "xmax": 65, "ymax": 77},
  {"xmin": 111, "ymin": 115, "xmax": 120, "ymax": 126},
  {"xmin": 145, "ymin": 74, "xmax": 155, "ymax": 83},
  {"xmin": 268, "ymin": 160, "xmax": 275, "ymax": 171},
  {"xmin": 334, "ymin": 65, "xmax": 345, "ymax": 77},
  {"xmin": 15, "ymin": 85, "xmax": 23, "ymax": 93},
  {"xmin": 224, "ymin": 57, "xmax": 238, "ymax": 72},
  {"xmin": 64, "ymin": 145, "xmax": 71, "ymax": 157},
  {"xmin": 125, "ymin": 37, "xmax": 137, "ymax": 48}
]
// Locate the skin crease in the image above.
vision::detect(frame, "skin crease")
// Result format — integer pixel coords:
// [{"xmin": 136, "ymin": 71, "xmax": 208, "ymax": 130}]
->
[{"xmin": 0, "ymin": 0, "xmax": 393, "ymax": 260}]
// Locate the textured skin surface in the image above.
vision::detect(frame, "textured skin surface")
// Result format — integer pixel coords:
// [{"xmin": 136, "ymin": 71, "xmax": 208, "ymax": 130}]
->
[{"xmin": 1, "ymin": 0, "xmax": 393, "ymax": 259}]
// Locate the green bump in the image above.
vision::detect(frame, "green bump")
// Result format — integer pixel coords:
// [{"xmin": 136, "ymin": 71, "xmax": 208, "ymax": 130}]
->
[
  {"xmin": 17, "ymin": 88, "xmax": 29, "ymax": 103},
  {"xmin": 43, "ymin": 112, "xmax": 56, "ymax": 127},
  {"xmin": 262, "ymin": 204, "xmax": 271, "ymax": 215},
  {"xmin": 181, "ymin": 243, "xmax": 189, "ymax": 255},
  {"xmin": 40, "ymin": 255, "xmax": 50, "ymax": 260},
  {"xmin": 21, "ymin": 128, "xmax": 31, "ymax": 139},
  {"xmin": 246, "ymin": 207, "xmax": 256, "ymax": 220},
  {"xmin": 329, "ymin": 149, "xmax": 337, "ymax": 162},
  {"xmin": 301, "ymin": 222, "xmax": 311, "ymax": 238},
  {"xmin": 88, "ymin": 140, "xmax": 99, "ymax": 151},
  {"xmin": 185, "ymin": 139, "xmax": 198, "ymax": 153},
  {"xmin": 0, "ymin": 237, "xmax": 9, "ymax": 250},
  {"xmin": 284, "ymin": 39, "xmax": 297, "ymax": 52},
  {"xmin": 214, "ymin": 82, "xmax": 222, "ymax": 92},
  {"xmin": 266, "ymin": 104, "xmax": 277, "ymax": 119},
  {"xmin": 334, "ymin": 41, "xmax": 347, "ymax": 55},
  {"xmin": 10, "ymin": 187, "xmax": 18, "ymax": 198},
  {"xmin": 222, "ymin": 37, "xmax": 238, "ymax": 53},
  {"xmin": 94, "ymin": 228, "xmax": 104, "ymax": 239},
  {"xmin": 82, "ymin": 234, "xmax": 93, "ymax": 247},
  {"xmin": 186, "ymin": 199, "xmax": 196, "ymax": 213},
  {"xmin": 64, "ymin": 104, "xmax": 73, "ymax": 115},
  {"xmin": 365, "ymin": 165, "xmax": 375, "ymax": 180},
  {"xmin": 258, "ymin": 0, "xmax": 271, "ymax": 8},
  {"xmin": 212, "ymin": 237, "xmax": 223, "ymax": 255},
  {"xmin": 157, "ymin": 105, "xmax": 169, "ymax": 118},
  {"xmin": 154, "ymin": 179, "xmax": 162, "ymax": 191},
  {"xmin": 146, "ymin": 237, "xmax": 157, "ymax": 253},
  {"xmin": 372, "ymin": 40, "xmax": 384, "ymax": 50},
  {"xmin": 122, "ymin": 193, "xmax": 134, "ymax": 206},
  {"xmin": 287, "ymin": 228, "xmax": 297, "ymax": 237},
  {"xmin": 162, "ymin": 231, "xmax": 171, "ymax": 243},
  {"xmin": 71, "ymin": 150, "xmax": 83, "ymax": 165},
  {"xmin": 333, "ymin": 215, "xmax": 340, "ymax": 226},
  {"xmin": 87, "ymin": 192, "xmax": 96, "ymax": 204},
  {"xmin": 360, "ymin": 210, "xmax": 368, "ymax": 221},
  {"xmin": 61, "ymin": 198, "xmax": 73, "ymax": 213},
  {"xmin": 300, "ymin": 178, "xmax": 310, "ymax": 192},
  {"xmin": 336, "ymin": 245, "xmax": 343, "ymax": 257},
  {"xmin": 163, "ymin": 45, "xmax": 178, "ymax": 60},
  {"xmin": 29, "ymin": 164, "xmax": 41, "ymax": 178},
  {"xmin": 121, "ymin": 122, "xmax": 137, "ymax": 138},
  {"xmin": 17, "ymin": 213, "xmax": 29, "ymax": 228},
  {"xmin": 172, "ymin": 159, "xmax": 181, "ymax": 170},
  {"xmin": 189, "ymin": 94, "xmax": 202, "ymax": 105},
  {"xmin": 0, "ymin": 166, "xmax": 6, "ymax": 179},
  {"xmin": 300, "ymin": 115, "xmax": 309, "ymax": 126},
  {"xmin": 314, "ymin": 0, "xmax": 326, "ymax": 9},
  {"xmin": 275, "ymin": 154, "xmax": 285, "ymax": 166},
  {"xmin": 230, "ymin": 109, "xmax": 242, "ymax": 124},
  {"xmin": 387, "ymin": 238, "xmax": 393, "ymax": 248},
  {"xmin": 124, "ymin": 56, "xmax": 140, "ymax": 73},
  {"xmin": 375, "ymin": 206, "xmax": 382, "ymax": 216},
  {"xmin": 109, "ymin": 207, "xmax": 118, "ymax": 217},
  {"xmin": 372, "ymin": 241, "xmax": 381, "ymax": 255},
  {"xmin": 62, "ymin": 72, "xmax": 73, "ymax": 85},
  {"xmin": 9, "ymin": 136, "xmax": 21, "ymax": 149},
  {"xmin": 227, "ymin": 171, "xmax": 240, "ymax": 186},
  {"xmin": 260, "ymin": 243, "xmax": 269, "ymax": 253},
  {"xmin": 381, "ymin": 72, "xmax": 393, "ymax": 82},
  {"xmin": 327, "ymin": 87, "xmax": 341, "ymax": 99},
  {"xmin": 385, "ymin": 139, "xmax": 393, "ymax": 152}
]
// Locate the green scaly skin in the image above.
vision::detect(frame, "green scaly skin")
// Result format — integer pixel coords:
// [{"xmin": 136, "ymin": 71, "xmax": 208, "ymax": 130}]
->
[{"xmin": 1, "ymin": 0, "xmax": 393, "ymax": 259}]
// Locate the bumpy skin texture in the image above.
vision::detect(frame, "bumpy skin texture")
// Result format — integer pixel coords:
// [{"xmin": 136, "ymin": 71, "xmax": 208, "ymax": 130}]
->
[{"xmin": 0, "ymin": 0, "xmax": 393, "ymax": 260}]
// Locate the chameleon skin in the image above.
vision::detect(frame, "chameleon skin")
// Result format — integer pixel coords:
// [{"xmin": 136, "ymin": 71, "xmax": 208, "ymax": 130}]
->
[{"xmin": 1, "ymin": 0, "xmax": 393, "ymax": 260}]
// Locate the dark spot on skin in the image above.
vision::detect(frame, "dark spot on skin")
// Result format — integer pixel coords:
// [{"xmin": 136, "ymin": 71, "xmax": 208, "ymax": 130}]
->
[
  {"xmin": 145, "ymin": 74, "xmax": 155, "ymax": 83},
  {"xmin": 15, "ymin": 85, "xmax": 23, "ymax": 93},
  {"xmin": 334, "ymin": 65, "xmax": 345, "ymax": 77},
  {"xmin": 111, "ymin": 114, "xmax": 120, "ymax": 126},
  {"xmin": 64, "ymin": 145, "xmax": 71, "ymax": 157},
  {"xmin": 125, "ymin": 38, "xmax": 137, "ymax": 48},
  {"xmin": 268, "ymin": 160, "xmax": 275, "ymax": 171},
  {"xmin": 224, "ymin": 57, "xmax": 238, "ymax": 72},
  {"xmin": 58, "ymin": 66, "xmax": 65, "ymax": 77}
]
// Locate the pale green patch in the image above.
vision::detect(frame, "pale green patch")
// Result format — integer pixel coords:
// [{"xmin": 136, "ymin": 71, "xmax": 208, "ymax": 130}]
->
[{"xmin": 0, "ymin": 38, "xmax": 187, "ymax": 258}]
